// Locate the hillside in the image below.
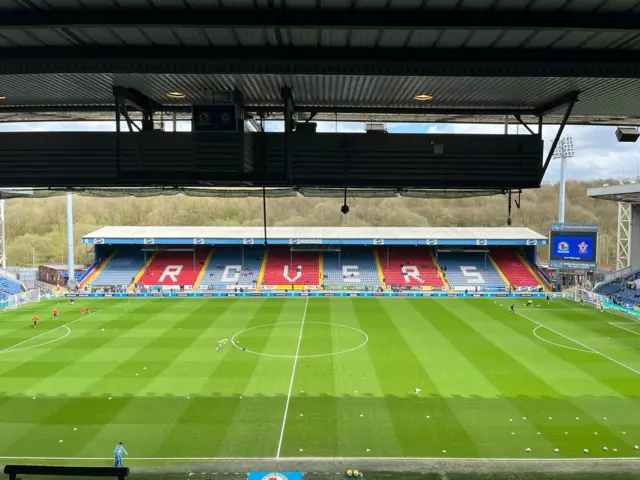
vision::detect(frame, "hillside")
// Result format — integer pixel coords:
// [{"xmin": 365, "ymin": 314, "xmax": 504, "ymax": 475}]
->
[{"xmin": 3, "ymin": 180, "xmax": 619, "ymax": 267}]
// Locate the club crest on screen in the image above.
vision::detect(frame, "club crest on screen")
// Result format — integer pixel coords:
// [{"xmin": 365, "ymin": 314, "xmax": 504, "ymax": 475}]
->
[
  {"xmin": 557, "ymin": 241, "xmax": 570, "ymax": 253},
  {"xmin": 577, "ymin": 241, "xmax": 589, "ymax": 254}
]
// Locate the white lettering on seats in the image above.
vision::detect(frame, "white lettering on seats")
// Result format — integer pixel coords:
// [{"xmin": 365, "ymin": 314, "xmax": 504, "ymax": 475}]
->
[
  {"xmin": 283, "ymin": 265, "xmax": 302, "ymax": 282},
  {"xmin": 159, "ymin": 265, "xmax": 183, "ymax": 282},
  {"xmin": 343, "ymin": 265, "xmax": 360, "ymax": 283},
  {"xmin": 460, "ymin": 266, "xmax": 485, "ymax": 283},
  {"xmin": 221, "ymin": 265, "xmax": 241, "ymax": 283},
  {"xmin": 402, "ymin": 266, "xmax": 423, "ymax": 283}
]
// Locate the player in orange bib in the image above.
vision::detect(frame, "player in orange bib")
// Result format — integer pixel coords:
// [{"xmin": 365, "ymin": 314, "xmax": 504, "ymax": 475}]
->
[
  {"xmin": 32, "ymin": 315, "xmax": 39, "ymax": 328},
  {"xmin": 52, "ymin": 308, "xmax": 59, "ymax": 320},
  {"xmin": 81, "ymin": 307, "xmax": 89, "ymax": 315}
]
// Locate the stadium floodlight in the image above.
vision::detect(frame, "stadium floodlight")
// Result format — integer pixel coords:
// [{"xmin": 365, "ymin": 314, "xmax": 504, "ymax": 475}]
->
[{"xmin": 553, "ymin": 137, "xmax": 574, "ymax": 224}]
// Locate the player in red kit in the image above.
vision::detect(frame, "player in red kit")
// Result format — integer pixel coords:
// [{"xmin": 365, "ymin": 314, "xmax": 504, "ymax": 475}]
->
[
  {"xmin": 52, "ymin": 308, "xmax": 59, "ymax": 320},
  {"xmin": 32, "ymin": 315, "xmax": 39, "ymax": 328},
  {"xmin": 81, "ymin": 307, "xmax": 89, "ymax": 315}
]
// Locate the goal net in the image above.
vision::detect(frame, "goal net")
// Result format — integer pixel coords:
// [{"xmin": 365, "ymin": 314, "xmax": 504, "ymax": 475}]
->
[
  {"xmin": 1, "ymin": 289, "xmax": 40, "ymax": 311},
  {"xmin": 573, "ymin": 287, "xmax": 607, "ymax": 307}
]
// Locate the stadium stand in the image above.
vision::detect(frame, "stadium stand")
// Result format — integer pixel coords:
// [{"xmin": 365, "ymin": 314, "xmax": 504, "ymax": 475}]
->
[
  {"xmin": 90, "ymin": 250, "xmax": 147, "ymax": 287},
  {"xmin": 378, "ymin": 247, "xmax": 444, "ymax": 288},
  {"xmin": 490, "ymin": 249, "xmax": 539, "ymax": 288},
  {"xmin": 0, "ymin": 274, "xmax": 22, "ymax": 295},
  {"xmin": 262, "ymin": 247, "xmax": 319, "ymax": 287},
  {"xmin": 598, "ymin": 281, "xmax": 625, "ymax": 296},
  {"xmin": 438, "ymin": 251, "xmax": 507, "ymax": 289},
  {"xmin": 137, "ymin": 250, "xmax": 209, "ymax": 287},
  {"xmin": 597, "ymin": 271, "xmax": 640, "ymax": 307},
  {"xmin": 198, "ymin": 246, "xmax": 263, "ymax": 290},
  {"xmin": 323, "ymin": 247, "xmax": 381, "ymax": 289}
]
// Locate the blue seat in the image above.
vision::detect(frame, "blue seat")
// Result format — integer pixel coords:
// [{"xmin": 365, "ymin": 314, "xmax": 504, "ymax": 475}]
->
[
  {"xmin": 437, "ymin": 252, "xmax": 507, "ymax": 289},
  {"xmin": 323, "ymin": 247, "xmax": 381, "ymax": 289},
  {"xmin": 198, "ymin": 246, "xmax": 263, "ymax": 289},
  {"xmin": 0, "ymin": 275, "xmax": 23, "ymax": 295},
  {"xmin": 91, "ymin": 251, "xmax": 146, "ymax": 287}
]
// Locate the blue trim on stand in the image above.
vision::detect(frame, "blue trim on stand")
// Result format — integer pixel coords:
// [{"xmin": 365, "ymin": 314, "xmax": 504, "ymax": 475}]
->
[
  {"xmin": 82, "ymin": 238, "xmax": 548, "ymax": 246},
  {"xmin": 66, "ymin": 292, "xmax": 554, "ymax": 299}
]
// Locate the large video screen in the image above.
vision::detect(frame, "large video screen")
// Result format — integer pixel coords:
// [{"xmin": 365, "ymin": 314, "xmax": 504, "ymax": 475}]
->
[{"xmin": 549, "ymin": 223, "xmax": 598, "ymax": 268}]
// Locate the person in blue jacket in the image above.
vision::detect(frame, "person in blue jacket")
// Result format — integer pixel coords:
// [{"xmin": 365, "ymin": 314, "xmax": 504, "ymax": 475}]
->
[{"xmin": 114, "ymin": 441, "xmax": 128, "ymax": 467}]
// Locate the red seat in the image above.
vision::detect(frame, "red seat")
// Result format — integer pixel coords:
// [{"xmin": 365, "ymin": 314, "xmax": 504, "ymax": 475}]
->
[
  {"xmin": 137, "ymin": 250, "xmax": 209, "ymax": 287},
  {"xmin": 379, "ymin": 247, "xmax": 444, "ymax": 287},
  {"xmin": 262, "ymin": 248, "xmax": 319, "ymax": 286},
  {"xmin": 491, "ymin": 250, "xmax": 539, "ymax": 287}
]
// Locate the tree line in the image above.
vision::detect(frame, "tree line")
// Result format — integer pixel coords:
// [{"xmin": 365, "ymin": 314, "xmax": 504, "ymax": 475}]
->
[{"xmin": 3, "ymin": 180, "xmax": 620, "ymax": 267}]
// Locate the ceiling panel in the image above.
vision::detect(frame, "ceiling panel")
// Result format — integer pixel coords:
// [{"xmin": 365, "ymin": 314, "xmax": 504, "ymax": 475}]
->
[
  {"xmin": 0, "ymin": 29, "xmax": 45, "ymax": 46},
  {"xmin": 320, "ymin": 29, "xmax": 348, "ymax": 47},
  {"xmin": 110, "ymin": 27, "xmax": 153, "ymax": 46},
  {"xmin": 465, "ymin": 30, "xmax": 504, "ymax": 48},
  {"xmin": 581, "ymin": 31, "xmax": 629, "ymax": 49},
  {"xmin": 552, "ymin": 31, "xmax": 598, "ymax": 49},
  {"xmin": 597, "ymin": 0, "xmax": 640, "ymax": 12},
  {"xmin": 405, "ymin": 30, "xmax": 440, "ymax": 48},
  {"xmin": 523, "ymin": 31, "xmax": 568, "ymax": 49},
  {"xmin": 377, "ymin": 30, "xmax": 410, "ymax": 48},
  {"xmin": 0, "ymin": 73, "xmax": 637, "ymax": 118},
  {"xmin": 492, "ymin": 30, "xmax": 535, "ymax": 48},
  {"xmin": 436, "ymin": 30, "xmax": 471, "ymax": 48}
]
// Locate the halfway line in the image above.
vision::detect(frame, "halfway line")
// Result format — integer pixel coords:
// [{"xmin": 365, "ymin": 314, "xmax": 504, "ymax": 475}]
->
[{"xmin": 276, "ymin": 297, "xmax": 309, "ymax": 458}]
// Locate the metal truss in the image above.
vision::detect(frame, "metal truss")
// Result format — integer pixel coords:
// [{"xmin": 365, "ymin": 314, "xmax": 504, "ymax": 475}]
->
[
  {"xmin": 0, "ymin": 199, "xmax": 5, "ymax": 270},
  {"xmin": 0, "ymin": 9, "xmax": 638, "ymax": 32},
  {"xmin": 617, "ymin": 202, "xmax": 631, "ymax": 271}
]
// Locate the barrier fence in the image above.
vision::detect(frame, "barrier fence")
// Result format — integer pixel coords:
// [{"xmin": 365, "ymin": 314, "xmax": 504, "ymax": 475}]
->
[
  {"xmin": 1, "ymin": 289, "xmax": 41, "ymax": 310},
  {"xmin": 65, "ymin": 291, "xmax": 556, "ymax": 298}
]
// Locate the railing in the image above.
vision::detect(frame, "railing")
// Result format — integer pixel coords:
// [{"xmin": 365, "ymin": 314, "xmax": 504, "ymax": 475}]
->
[
  {"xmin": 0, "ymin": 267, "xmax": 17, "ymax": 281},
  {"xmin": 604, "ymin": 266, "xmax": 632, "ymax": 283},
  {"xmin": 4, "ymin": 464, "xmax": 128, "ymax": 480}
]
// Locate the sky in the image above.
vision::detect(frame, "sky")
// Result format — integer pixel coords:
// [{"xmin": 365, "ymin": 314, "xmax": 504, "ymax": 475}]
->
[{"xmin": 1, "ymin": 120, "xmax": 637, "ymax": 183}]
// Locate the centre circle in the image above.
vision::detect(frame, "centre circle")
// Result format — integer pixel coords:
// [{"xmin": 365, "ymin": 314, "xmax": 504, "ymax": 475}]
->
[{"xmin": 231, "ymin": 322, "xmax": 368, "ymax": 358}]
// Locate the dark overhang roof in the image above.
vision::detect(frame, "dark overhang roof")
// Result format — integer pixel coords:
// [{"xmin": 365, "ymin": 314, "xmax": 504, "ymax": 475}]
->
[
  {"xmin": 588, "ymin": 183, "xmax": 640, "ymax": 203},
  {"xmin": 1, "ymin": 0, "xmax": 640, "ymax": 124}
]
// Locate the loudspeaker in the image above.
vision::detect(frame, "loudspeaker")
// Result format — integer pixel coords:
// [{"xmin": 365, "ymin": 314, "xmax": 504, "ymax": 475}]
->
[{"xmin": 616, "ymin": 127, "xmax": 640, "ymax": 143}]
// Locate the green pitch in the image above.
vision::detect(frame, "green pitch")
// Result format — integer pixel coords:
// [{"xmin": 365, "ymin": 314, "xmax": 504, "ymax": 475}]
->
[{"xmin": 0, "ymin": 297, "xmax": 639, "ymax": 462}]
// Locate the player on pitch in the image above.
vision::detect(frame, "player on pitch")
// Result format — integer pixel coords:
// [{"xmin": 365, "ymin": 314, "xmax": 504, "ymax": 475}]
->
[
  {"xmin": 52, "ymin": 308, "xmax": 59, "ymax": 320},
  {"xmin": 32, "ymin": 315, "xmax": 39, "ymax": 328}
]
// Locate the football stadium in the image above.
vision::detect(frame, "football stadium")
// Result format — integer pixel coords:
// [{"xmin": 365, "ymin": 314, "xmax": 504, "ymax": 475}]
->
[
  {"xmin": 2, "ymin": 224, "xmax": 640, "ymax": 479},
  {"xmin": 3, "ymin": 0, "xmax": 640, "ymax": 478}
]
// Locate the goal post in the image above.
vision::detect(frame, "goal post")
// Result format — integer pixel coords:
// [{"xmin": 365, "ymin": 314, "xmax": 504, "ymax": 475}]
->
[
  {"xmin": 573, "ymin": 287, "xmax": 606, "ymax": 307},
  {"xmin": 1, "ymin": 289, "xmax": 40, "ymax": 311}
]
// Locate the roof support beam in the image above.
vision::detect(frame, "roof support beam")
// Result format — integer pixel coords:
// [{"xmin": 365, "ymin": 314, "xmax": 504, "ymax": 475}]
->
[
  {"xmin": 542, "ymin": 97, "xmax": 577, "ymax": 178},
  {"xmin": 514, "ymin": 114, "xmax": 534, "ymax": 135},
  {"xmin": 534, "ymin": 90, "xmax": 581, "ymax": 117},
  {"xmin": 0, "ymin": 46, "xmax": 639, "ymax": 78},
  {"xmin": 2, "ymin": 9, "xmax": 640, "ymax": 32}
]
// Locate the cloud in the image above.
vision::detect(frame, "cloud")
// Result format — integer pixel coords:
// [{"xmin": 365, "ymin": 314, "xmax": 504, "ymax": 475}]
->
[{"xmin": 0, "ymin": 120, "xmax": 634, "ymax": 183}]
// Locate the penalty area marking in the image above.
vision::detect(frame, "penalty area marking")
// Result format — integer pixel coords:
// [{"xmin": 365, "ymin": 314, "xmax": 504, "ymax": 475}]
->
[
  {"xmin": 609, "ymin": 322, "xmax": 640, "ymax": 337},
  {"xmin": 532, "ymin": 326, "xmax": 593, "ymax": 354},
  {"xmin": 0, "ymin": 326, "xmax": 71, "ymax": 354},
  {"xmin": 517, "ymin": 311, "xmax": 640, "ymax": 376},
  {"xmin": 0, "ymin": 310, "xmax": 100, "ymax": 355},
  {"xmin": 231, "ymin": 322, "xmax": 368, "ymax": 359}
]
